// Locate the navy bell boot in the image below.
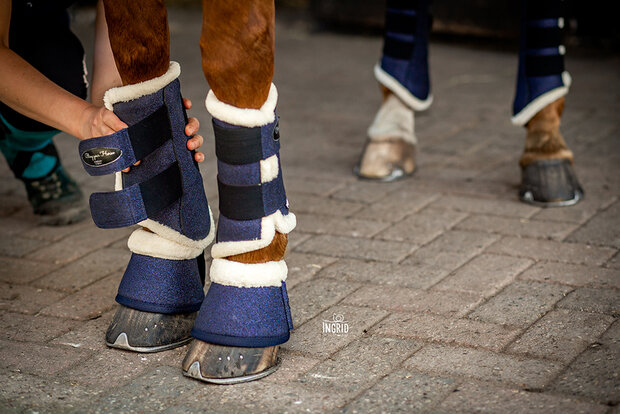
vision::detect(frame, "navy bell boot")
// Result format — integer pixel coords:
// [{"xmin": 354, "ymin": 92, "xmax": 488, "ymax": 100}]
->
[
  {"xmin": 183, "ymin": 83, "xmax": 296, "ymax": 384},
  {"xmin": 79, "ymin": 62, "xmax": 214, "ymax": 352}
]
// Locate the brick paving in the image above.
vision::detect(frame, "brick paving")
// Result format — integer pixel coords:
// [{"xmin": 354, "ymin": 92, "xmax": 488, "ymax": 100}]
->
[{"xmin": 0, "ymin": 6, "xmax": 619, "ymax": 413}]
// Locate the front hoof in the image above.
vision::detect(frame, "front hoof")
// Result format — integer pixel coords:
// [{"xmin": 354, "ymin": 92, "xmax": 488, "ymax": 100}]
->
[
  {"xmin": 182, "ymin": 339, "xmax": 279, "ymax": 384},
  {"xmin": 519, "ymin": 159, "xmax": 584, "ymax": 207},
  {"xmin": 106, "ymin": 306, "xmax": 196, "ymax": 353},
  {"xmin": 354, "ymin": 139, "xmax": 416, "ymax": 182}
]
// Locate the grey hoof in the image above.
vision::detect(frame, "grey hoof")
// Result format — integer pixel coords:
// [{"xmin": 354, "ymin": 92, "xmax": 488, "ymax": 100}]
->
[
  {"xmin": 520, "ymin": 159, "xmax": 584, "ymax": 207},
  {"xmin": 106, "ymin": 306, "xmax": 196, "ymax": 353},
  {"xmin": 182, "ymin": 339, "xmax": 279, "ymax": 384}
]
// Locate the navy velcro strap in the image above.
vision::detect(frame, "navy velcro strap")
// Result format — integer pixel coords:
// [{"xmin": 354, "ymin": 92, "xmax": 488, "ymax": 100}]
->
[
  {"xmin": 89, "ymin": 162, "xmax": 182, "ymax": 228},
  {"xmin": 526, "ymin": 0, "xmax": 564, "ymax": 19},
  {"xmin": 526, "ymin": 27, "xmax": 563, "ymax": 49},
  {"xmin": 383, "ymin": 36, "xmax": 414, "ymax": 60},
  {"xmin": 79, "ymin": 105, "xmax": 173, "ymax": 176},
  {"xmin": 526, "ymin": 54, "xmax": 564, "ymax": 77},
  {"xmin": 385, "ymin": 10, "xmax": 417, "ymax": 34},
  {"xmin": 217, "ymin": 173, "xmax": 286, "ymax": 221},
  {"xmin": 213, "ymin": 122, "xmax": 263, "ymax": 165}
]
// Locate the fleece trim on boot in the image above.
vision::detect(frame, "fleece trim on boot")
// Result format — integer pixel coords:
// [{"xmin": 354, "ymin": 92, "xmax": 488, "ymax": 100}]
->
[
  {"xmin": 374, "ymin": 64, "xmax": 433, "ymax": 112},
  {"xmin": 205, "ymin": 83, "xmax": 278, "ymax": 128},
  {"xmin": 209, "ymin": 258, "xmax": 287, "ymax": 288},
  {"xmin": 511, "ymin": 71, "xmax": 571, "ymax": 126}
]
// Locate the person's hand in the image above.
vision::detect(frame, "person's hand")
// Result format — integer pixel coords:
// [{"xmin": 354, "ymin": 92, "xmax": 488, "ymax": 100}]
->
[{"xmin": 78, "ymin": 104, "xmax": 127, "ymax": 140}]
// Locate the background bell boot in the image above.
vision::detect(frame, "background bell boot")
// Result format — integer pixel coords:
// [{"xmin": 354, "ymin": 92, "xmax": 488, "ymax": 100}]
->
[
  {"xmin": 512, "ymin": 0, "xmax": 583, "ymax": 206},
  {"xmin": 79, "ymin": 62, "xmax": 214, "ymax": 352}
]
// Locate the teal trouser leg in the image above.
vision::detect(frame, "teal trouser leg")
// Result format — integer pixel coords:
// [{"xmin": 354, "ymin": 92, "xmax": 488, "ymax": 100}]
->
[{"xmin": 0, "ymin": 113, "xmax": 59, "ymax": 179}]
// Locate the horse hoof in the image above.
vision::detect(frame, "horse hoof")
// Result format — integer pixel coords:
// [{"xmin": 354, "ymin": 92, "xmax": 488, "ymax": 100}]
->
[
  {"xmin": 354, "ymin": 139, "xmax": 416, "ymax": 182},
  {"xmin": 106, "ymin": 306, "xmax": 196, "ymax": 353},
  {"xmin": 182, "ymin": 339, "xmax": 279, "ymax": 384},
  {"xmin": 519, "ymin": 159, "xmax": 584, "ymax": 207}
]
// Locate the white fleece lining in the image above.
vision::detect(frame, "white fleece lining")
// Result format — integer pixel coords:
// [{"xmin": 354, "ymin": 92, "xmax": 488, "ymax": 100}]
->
[
  {"xmin": 209, "ymin": 259, "xmax": 287, "ymax": 288},
  {"xmin": 260, "ymin": 155, "xmax": 279, "ymax": 183},
  {"xmin": 128, "ymin": 228, "xmax": 205, "ymax": 260},
  {"xmin": 511, "ymin": 71, "xmax": 571, "ymax": 126},
  {"xmin": 211, "ymin": 210, "xmax": 296, "ymax": 259},
  {"xmin": 368, "ymin": 93, "xmax": 417, "ymax": 144},
  {"xmin": 103, "ymin": 62, "xmax": 181, "ymax": 110},
  {"xmin": 374, "ymin": 64, "xmax": 433, "ymax": 112},
  {"xmin": 205, "ymin": 83, "xmax": 277, "ymax": 127}
]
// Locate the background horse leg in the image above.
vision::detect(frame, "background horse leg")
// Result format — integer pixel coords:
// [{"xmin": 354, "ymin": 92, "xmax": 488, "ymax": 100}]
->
[
  {"xmin": 355, "ymin": 0, "xmax": 431, "ymax": 181},
  {"xmin": 182, "ymin": 0, "xmax": 295, "ymax": 384},
  {"xmin": 85, "ymin": 0, "xmax": 214, "ymax": 352},
  {"xmin": 512, "ymin": 0, "xmax": 583, "ymax": 206}
]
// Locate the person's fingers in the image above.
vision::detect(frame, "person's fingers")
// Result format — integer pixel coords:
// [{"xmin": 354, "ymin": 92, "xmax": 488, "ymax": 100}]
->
[
  {"xmin": 102, "ymin": 109, "xmax": 127, "ymax": 132},
  {"xmin": 183, "ymin": 97, "xmax": 192, "ymax": 110},
  {"xmin": 185, "ymin": 117, "xmax": 199, "ymax": 136},
  {"xmin": 187, "ymin": 134, "xmax": 204, "ymax": 151},
  {"xmin": 194, "ymin": 151, "xmax": 205, "ymax": 163}
]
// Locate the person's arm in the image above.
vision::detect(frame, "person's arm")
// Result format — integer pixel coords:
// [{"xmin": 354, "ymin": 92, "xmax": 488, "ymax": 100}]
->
[{"xmin": 0, "ymin": 0, "xmax": 126, "ymax": 139}]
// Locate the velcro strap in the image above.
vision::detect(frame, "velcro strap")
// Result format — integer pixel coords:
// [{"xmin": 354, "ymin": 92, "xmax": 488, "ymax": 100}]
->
[
  {"xmin": 213, "ymin": 122, "xmax": 263, "ymax": 165},
  {"xmin": 383, "ymin": 36, "xmax": 414, "ymax": 60},
  {"xmin": 526, "ymin": 54, "xmax": 564, "ymax": 77},
  {"xmin": 79, "ymin": 105, "xmax": 172, "ymax": 176},
  {"xmin": 526, "ymin": 0, "xmax": 564, "ymax": 19},
  {"xmin": 526, "ymin": 26, "xmax": 563, "ymax": 49},
  {"xmin": 217, "ymin": 173, "xmax": 286, "ymax": 221},
  {"xmin": 385, "ymin": 10, "xmax": 417, "ymax": 34},
  {"xmin": 386, "ymin": 0, "xmax": 420, "ymax": 11},
  {"xmin": 89, "ymin": 162, "xmax": 182, "ymax": 228}
]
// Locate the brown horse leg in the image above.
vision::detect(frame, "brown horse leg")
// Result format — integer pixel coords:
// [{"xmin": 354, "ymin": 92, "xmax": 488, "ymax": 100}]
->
[
  {"xmin": 519, "ymin": 97, "xmax": 583, "ymax": 206},
  {"xmin": 99, "ymin": 0, "xmax": 203, "ymax": 352},
  {"xmin": 356, "ymin": 85, "xmax": 417, "ymax": 181},
  {"xmin": 182, "ymin": 0, "xmax": 289, "ymax": 384}
]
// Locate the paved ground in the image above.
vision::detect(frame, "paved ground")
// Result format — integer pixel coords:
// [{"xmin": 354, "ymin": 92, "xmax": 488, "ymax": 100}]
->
[{"xmin": 1, "ymin": 6, "xmax": 619, "ymax": 413}]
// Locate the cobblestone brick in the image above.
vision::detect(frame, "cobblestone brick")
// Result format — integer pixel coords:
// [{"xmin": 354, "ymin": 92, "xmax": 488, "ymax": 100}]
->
[
  {"xmin": 331, "ymin": 180, "xmax": 401, "ymax": 203},
  {"xmin": 550, "ymin": 321, "xmax": 620, "ymax": 404},
  {"xmin": 285, "ymin": 175, "xmax": 344, "ymax": 197},
  {"xmin": 285, "ymin": 252, "xmax": 337, "ymax": 289},
  {"xmin": 556, "ymin": 287, "xmax": 620, "ymax": 316},
  {"xmin": 288, "ymin": 278, "xmax": 360, "ymax": 326},
  {"xmin": 20, "ymin": 219, "xmax": 89, "ymax": 242},
  {"xmin": 372, "ymin": 312, "xmax": 521, "ymax": 352},
  {"xmin": 0, "ymin": 256, "xmax": 60, "ymax": 284},
  {"xmin": 519, "ymin": 261, "xmax": 620, "ymax": 289},
  {"xmin": 294, "ymin": 212, "xmax": 390, "ymax": 238},
  {"xmin": 288, "ymin": 192, "xmax": 364, "ymax": 217},
  {"xmin": 486, "ymin": 237, "xmax": 616, "ymax": 266},
  {"xmin": 378, "ymin": 208, "xmax": 468, "ymax": 245},
  {"xmin": 0, "ymin": 217, "xmax": 36, "ymax": 236},
  {"xmin": 405, "ymin": 344, "xmax": 563, "ymax": 389},
  {"xmin": 295, "ymin": 234, "xmax": 415, "ymax": 263},
  {"xmin": 301, "ymin": 337, "xmax": 420, "ymax": 392},
  {"xmin": 344, "ymin": 285, "xmax": 482, "ymax": 318},
  {"xmin": 455, "ymin": 215, "xmax": 578, "ymax": 241},
  {"xmin": 435, "ymin": 382, "xmax": 608, "ymax": 414},
  {"xmin": 34, "ymin": 248, "xmax": 130, "ymax": 292},
  {"xmin": 39, "ymin": 273, "xmax": 121, "ymax": 320},
  {"xmin": 0, "ymin": 235, "xmax": 49, "ymax": 258},
  {"xmin": 0, "ymin": 312, "xmax": 77, "ymax": 343},
  {"xmin": 353, "ymin": 191, "xmax": 438, "ymax": 222},
  {"xmin": 0, "ymin": 340, "xmax": 91, "ymax": 376},
  {"xmin": 567, "ymin": 201, "xmax": 620, "ymax": 248},
  {"xmin": 342, "ymin": 370, "xmax": 456, "ymax": 414},
  {"xmin": 507, "ymin": 309, "xmax": 614, "ymax": 362},
  {"xmin": 434, "ymin": 254, "xmax": 533, "ymax": 296},
  {"xmin": 468, "ymin": 281, "xmax": 573, "ymax": 327},
  {"xmin": 402, "ymin": 230, "xmax": 500, "ymax": 272},
  {"xmin": 318, "ymin": 258, "xmax": 450, "ymax": 289},
  {"xmin": 532, "ymin": 194, "xmax": 616, "ymax": 224},
  {"xmin": 260, "ymin": 349, "xmax": 320, "ymax": 384},
  {"xmin": 25, "ymin": 226, "xmax": 132, "ymax": 265},
  {"xmin": 428, "ymin": 194, "xmax": 540, "ymax": 218},
  {"xmin": 51, "ymin": 311, "xmax": 114, "ymax": 351},
  {"xmin": 282, "ymin": 305, "xmax": 389, "ymax": 358},
  {"xmin": 0, "ymin": 283, "xmax": 67, "ymax": 315}
]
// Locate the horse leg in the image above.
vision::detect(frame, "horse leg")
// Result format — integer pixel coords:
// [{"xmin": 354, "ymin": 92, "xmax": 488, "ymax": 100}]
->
[
  {"xmin": 512, "ymin": 0, "xmax": 583, "ymax": 206},
  {"xmin": 355, "ymin": 0, "xmax": 431, "ymax": 181},
  {"xmin": 80, "ymin": 0, "xmax": 214, "ymax": 351},
  {"xmin": 182, "ymin": 0, "xmax": 295, "ymax": 384}
]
